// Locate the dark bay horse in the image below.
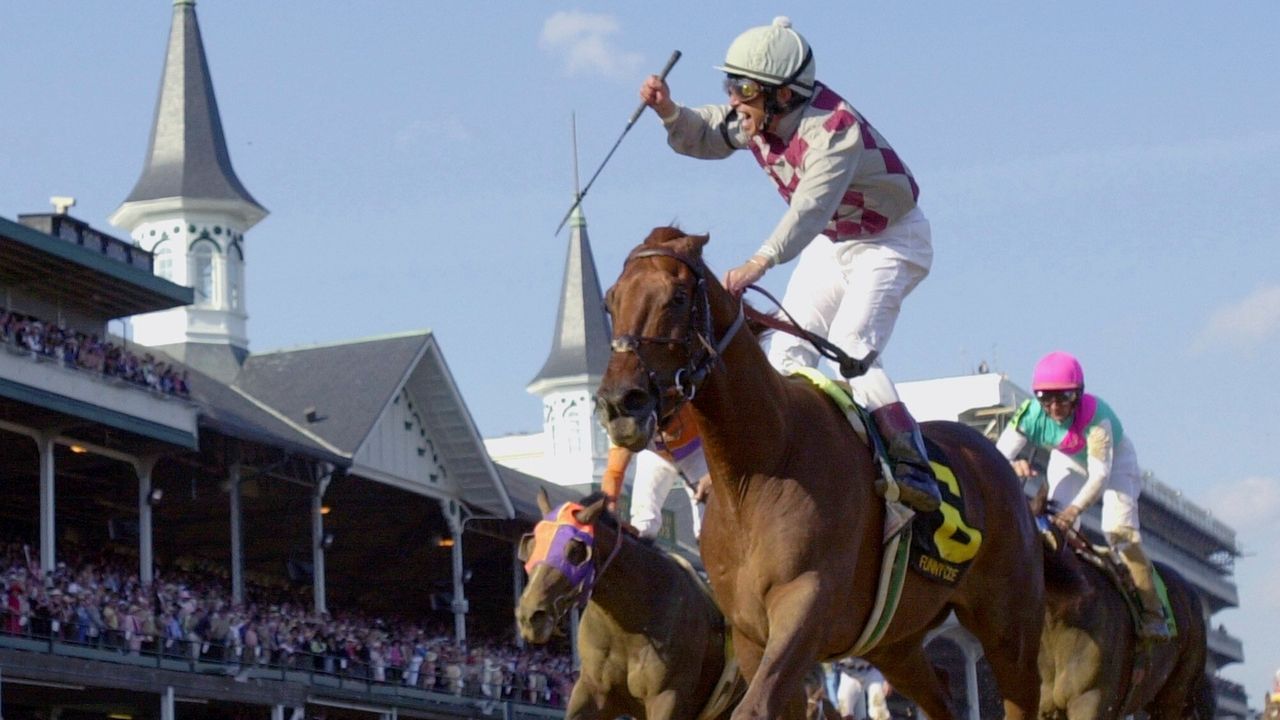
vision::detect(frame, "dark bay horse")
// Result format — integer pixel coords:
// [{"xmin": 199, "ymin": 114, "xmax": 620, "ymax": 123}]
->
[
  {"xmin": 595, "ymin": 227, "xmax": 1044, "ymax": 720},
  {"xmin": 515, "ymin": 490, "xmax": 745, "ymax": 720},
  {"xmin": 1035, "ymin": 503, "xmax": 1213, "ymax": 719}
]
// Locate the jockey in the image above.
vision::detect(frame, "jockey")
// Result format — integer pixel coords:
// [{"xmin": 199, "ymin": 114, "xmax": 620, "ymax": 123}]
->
[
  {"xmin": 601, "ymin": 403, "xmax": 709, "ymax": 542},
  {"xmin": 996, "ymin": 351, "xmax": 1171, "ymax": 641},
  {"xmin": 638, "ymin": 16, "xmax": 940, "ymax": 513}
]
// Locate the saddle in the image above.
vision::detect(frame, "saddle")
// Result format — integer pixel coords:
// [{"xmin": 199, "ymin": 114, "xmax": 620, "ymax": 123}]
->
[{"xmin": 1069, "ymin": 540, "xmax": 1174, "ymax": 642}]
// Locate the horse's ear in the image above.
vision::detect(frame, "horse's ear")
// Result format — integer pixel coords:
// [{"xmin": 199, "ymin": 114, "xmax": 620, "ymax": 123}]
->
[
  {"xmin": 574, "ymin": 495, "xmax": 608, "ymax": 526},
  {"xmin": 537, "ymin": 488, "xmax": 552, "ymax": 516},
  {"xmin": 677, "ymin": 232, "xmax": 710, "ymax": 256}
]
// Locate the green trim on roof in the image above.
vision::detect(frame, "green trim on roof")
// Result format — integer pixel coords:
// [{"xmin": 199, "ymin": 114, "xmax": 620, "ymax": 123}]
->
[
  {"xmin": 0, "ymin": 216, "xmax": 194, "ymax": 306},
  {"xmin": 0, "ymin": 377, "xmax": 197, "ymax": 449}
]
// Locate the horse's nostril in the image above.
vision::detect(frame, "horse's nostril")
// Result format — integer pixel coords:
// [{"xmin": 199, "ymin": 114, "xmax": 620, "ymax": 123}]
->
[{"xmin": 621, "ymin": 389, "xmax": 652, "ymax": 415}]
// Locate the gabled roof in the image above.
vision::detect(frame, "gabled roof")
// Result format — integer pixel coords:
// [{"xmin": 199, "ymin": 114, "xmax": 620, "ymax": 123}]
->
[
  {"xmin": 495, "ymin": 463, "xmax": 585, "ymax": 522},
  {"xmin": 116, "ymin": 0, "xmax": 265, "ymax": 224},
  {"xmin": 235, "ymin": 332, "xmax": 514, "ymax": 518},
  {"xmin": 528, "ymin": 207, "xmax": 612, "ymax": 390},
  {"xmin": 176, "ymin": 355, "xmax": 346, "ymax": 465}
]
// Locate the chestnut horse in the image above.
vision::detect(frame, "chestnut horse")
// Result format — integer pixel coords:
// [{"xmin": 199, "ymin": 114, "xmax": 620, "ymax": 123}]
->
[
  {"xmin": 596, "ymin": 227, "xmax": 1044, "ymax": 720},
  {"xmin": 1035, "ymin": 502, "xmax": 1214, "ymax": 719},
  {"xmin": 515, "ymin": 490, "xmax": 745, "ymax": 720}
]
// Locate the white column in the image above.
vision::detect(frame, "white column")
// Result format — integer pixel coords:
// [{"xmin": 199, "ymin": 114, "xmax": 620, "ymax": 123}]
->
[
  {"xmin": 37, "ymin": 433, "xmax": 56, "ymax": 576},
  {"xmin": 229, "ymin": 462, "xmax": 244, "ymax": 604},
  {"xmin": 442, "ymin": 501, "xmax": 468, "ymax": 646},
  {"xmin": 271, "ymin": 705, "xmax": 284, "ymax": 720},
  {"xmin": 311, "ymin": 484, "xmax": 327, "ymax": 615},
  {"xmin": 512, "ymin": 545, "xmax": 525, "ymax": 649},
  {"xmin": 160, "ymin": 686, "xmax": 175, "ymax": 720},
  {"xmin": 136, "ymin": 457, "xmax": 158, "ymax": 587}
]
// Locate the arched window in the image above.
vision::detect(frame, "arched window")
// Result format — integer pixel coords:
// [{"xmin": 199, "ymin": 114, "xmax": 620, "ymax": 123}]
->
[
  {"xmin": 228, "ymin": 241, "xmax": 244, "ymax": 310},
  {"xmin": 191, "ymin": 242, "xmax": 217, "ymax": 306},
  {"xmin": 153, "ymin": 236, "xmax": 173, "ymax": 281}
]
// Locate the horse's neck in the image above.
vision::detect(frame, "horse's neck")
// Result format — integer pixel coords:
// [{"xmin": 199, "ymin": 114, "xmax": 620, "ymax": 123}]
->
[
  {"xmin": 586, "ymin": 530, "xmax": 669, "ymax": 616},
  {"xmin": 690, "ymin": 297, "xmax": 792, "ymax": 500}
]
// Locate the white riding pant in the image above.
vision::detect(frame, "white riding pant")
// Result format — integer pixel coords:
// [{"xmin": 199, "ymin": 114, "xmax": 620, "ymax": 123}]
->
[
  {"xmin": 766, "ymin": 208, "xmax": 932, "ymax": 411},
  {"xmin": 1046, "ymin": 435, "xmax": 1143, "ymax": 536},
  {"xmin": 836, "ymin": 673, "xmax": 866, "ymax": 719},
  {"xmin": 629, "ymin": 447, "xmax": 708, "ymax": 540}
]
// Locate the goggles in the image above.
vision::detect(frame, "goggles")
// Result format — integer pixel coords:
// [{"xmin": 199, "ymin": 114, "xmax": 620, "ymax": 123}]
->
[
  {"xmin": 1034, "ymin": 389, "xmax": 1080, "ymax": 405},
  {"xmin": 723, "ymin": 75, "xmax": 766, "ymax": 102}
]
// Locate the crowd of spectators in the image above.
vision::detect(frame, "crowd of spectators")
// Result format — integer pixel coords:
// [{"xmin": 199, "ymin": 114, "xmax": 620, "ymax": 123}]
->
[
  {"xmin": 0, "ymin": 308, "xmax": 190, "ymax": 397},
  {"xmin": 0, "ymin": 542, "xmax": 576, "ymax": 708}
]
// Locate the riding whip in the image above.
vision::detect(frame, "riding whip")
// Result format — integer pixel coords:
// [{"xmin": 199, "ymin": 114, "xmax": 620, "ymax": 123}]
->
[{"xmin": 553, "ymin": 50, "xmax": 682, "ymax": 235}]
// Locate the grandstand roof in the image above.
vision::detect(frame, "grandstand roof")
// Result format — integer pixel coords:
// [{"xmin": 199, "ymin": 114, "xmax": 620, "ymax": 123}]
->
[
  {"xmin": 235, "ymin": 331, "xmax": 514, "ymax": 518},
  {"xmin": 496, "ymin": 462, "xmax": 586, "ymax": 521},
  {"xmin": 528, "ymin": 207, "xmax": 612, "ymax": 391},
  {"xmin": 115, "ymin": 0, "xmax": 265, "ymax": 226},
  {"xmin": 0, "ymin": 215, "xmax": 192, "ymax": 319}
]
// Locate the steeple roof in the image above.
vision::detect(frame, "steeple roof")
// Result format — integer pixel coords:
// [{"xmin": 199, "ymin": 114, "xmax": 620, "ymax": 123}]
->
[
  {"xmin": 528, "ymin": 205, "xmax": 612, "ymax": 391},
  {"xmin": 117, "ymin": 0, "xmax": 265, "ymax": 224}
]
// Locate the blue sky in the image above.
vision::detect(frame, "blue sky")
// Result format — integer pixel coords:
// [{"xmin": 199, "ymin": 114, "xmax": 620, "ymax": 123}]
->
[{"xmin": 3, "ymin": 0, "xmax": 1278, "ymax": 703}]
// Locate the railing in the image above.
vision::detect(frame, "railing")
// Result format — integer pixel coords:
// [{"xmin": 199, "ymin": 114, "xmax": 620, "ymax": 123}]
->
[
  {"xmin": 1141, "ymin": 471, "xmax": 1238, "ymax": 549},
  {"xmin": 16, "ymin": 213, "xmax": 154, "ymax": 273},
  {"xmin": 0, "ymin": 619, "xmax": 566, "ymax": 718}
]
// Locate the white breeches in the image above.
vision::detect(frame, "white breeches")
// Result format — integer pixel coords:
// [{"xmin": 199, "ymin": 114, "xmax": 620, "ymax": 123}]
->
[
  {"xmin": 766, "ymin": 209, "xmax": 931, "ymax": 411},
  {"xmin": 629, "ymin": 448, "xmax": 707, "ymax": 540},
  {"xmin": 1046, "ymin": 435, "xmax": 1143, "ymax": 536}
]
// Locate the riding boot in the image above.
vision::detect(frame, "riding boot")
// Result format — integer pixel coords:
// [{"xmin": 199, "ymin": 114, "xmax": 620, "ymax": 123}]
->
[
  {"xmin": 869, "ymin": 402, "xmax": 941, "ymax": 513},
  {"xmin": 1116, "ymin": 536, "xmax": 1172, "ymax": 641}
]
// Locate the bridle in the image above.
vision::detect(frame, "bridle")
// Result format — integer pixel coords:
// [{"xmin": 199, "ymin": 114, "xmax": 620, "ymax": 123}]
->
[
  {"xmin": 520, "ymin": 503, "xmax": 625, "ymax": 626},
  {"xmin": 607, "ymin": 246, "xmax": 745, "ymax": 425}
]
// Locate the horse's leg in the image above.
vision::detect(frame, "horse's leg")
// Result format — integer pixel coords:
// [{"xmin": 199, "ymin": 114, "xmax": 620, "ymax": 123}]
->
[
  {"xmin": 953, "ymin": 601, "xmax": 1041, "ymax": 720},
  {"xmin": 564, "ymin": 681, "xmax": 605, "ymax": 720},
  {"xmin": 876, "ymin": 640, "xmax": 955, "ymax": 720},
  {"xmin": 730, "ymin": 581, "xmax": 823, "ymax": 720},
  {"xmin": 645, "ymin": 688, "xmax": 681, "ymax": 720},
  {"xmin": 1063, "ymin": 689, "xmax": 1103, "ymax": 720}
]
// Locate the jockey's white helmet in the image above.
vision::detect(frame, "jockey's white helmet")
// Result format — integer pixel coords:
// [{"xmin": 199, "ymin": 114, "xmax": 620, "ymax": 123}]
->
[{"xmin": 715, "ymin": 16, "xmax": 816, "ymax": 97}]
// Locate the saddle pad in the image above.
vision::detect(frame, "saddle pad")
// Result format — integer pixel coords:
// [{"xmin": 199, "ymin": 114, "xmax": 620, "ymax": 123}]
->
[
  {"xmin": 1083, "ymin": 546, "xmax": 1179, "ymax": 639},
  {"xmin": 907, "ymin": 440, "xmax": 983, "ymax": 586}
]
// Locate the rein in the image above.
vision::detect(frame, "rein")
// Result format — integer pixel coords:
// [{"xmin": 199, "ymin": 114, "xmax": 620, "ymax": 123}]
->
[
  {"xmin": 610, "ymin": 246, "xmax": 745, "ymax": 423},
  {"xmin": 523, "ymin": 504, "xmax": 627, "ymax": 628},
  {"xmin": 743, "ymin": 283, "xmax": 877, "ymax": 379}
]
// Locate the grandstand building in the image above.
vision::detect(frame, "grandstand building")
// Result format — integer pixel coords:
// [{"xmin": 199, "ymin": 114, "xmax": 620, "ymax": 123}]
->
[{"xmin": 0, "ymin": 2, "xmax": 564, "ymax": 718}]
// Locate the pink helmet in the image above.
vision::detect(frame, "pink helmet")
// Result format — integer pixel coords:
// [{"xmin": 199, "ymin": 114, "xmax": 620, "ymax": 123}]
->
[{"xmin": 1031, "ymin": 351, "xmax": 1084, "ymax": 391}]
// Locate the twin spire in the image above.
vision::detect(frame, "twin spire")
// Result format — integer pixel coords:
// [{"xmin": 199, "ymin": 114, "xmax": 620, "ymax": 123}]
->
[
  {"xmin": 528, "ymin": 116, "xmax": 612, "ymax": 392},
  {"xmin": 114, "ymin": 0, "xmax": 265, "ymax": 228}
]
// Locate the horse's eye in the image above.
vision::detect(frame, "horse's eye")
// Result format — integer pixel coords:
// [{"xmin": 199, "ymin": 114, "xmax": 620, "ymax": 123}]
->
[
  {"xmin": 565, "ymin": 540, "xmax": 590, "ymax": 567},
  {"xmin": 668, "ymin": 291, "xmax": 688, "ymax": 308}
]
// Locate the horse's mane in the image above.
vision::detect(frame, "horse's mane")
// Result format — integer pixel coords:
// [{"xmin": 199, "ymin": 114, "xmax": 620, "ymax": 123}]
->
[
  {"xmin": 576, "ymin": 491, "xmax": 695, "ymax": 569},
  {"xmin": 637, "ymin": 226, "xmax": 773, "ymax": 342}
]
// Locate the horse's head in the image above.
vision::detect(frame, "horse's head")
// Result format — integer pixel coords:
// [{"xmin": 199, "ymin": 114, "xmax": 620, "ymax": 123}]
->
[
  {"xmin": 515, "ymin": 489, "xmax": 611, "ymax": 644},
  {"xmin": 596, "ymin": 227, "xmax": 743, "ymax": 450}
]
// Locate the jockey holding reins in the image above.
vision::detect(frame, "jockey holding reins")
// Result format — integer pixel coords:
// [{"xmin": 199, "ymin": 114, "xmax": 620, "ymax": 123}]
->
[
  {"xmin": 638, "ymin": 16, "xmax": 941, "ymax": 513},
  {"xmin": 996, "ymin": 351, "xmax": 1171, "ymax": 641}
]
